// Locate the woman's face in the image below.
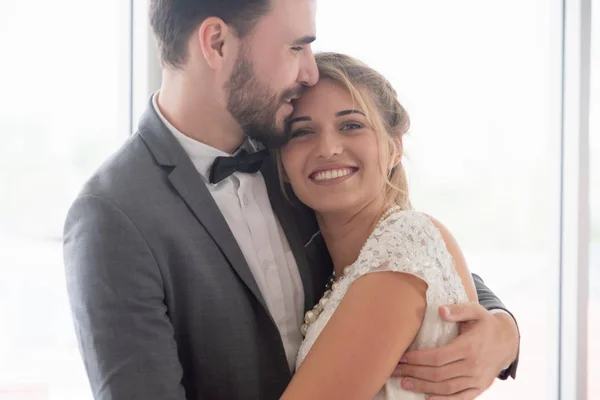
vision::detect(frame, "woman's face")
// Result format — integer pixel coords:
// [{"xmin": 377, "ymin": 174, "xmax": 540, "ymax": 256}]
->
[{"xmin": 280, "ymin": 79, "xmax": 390, "ymax": 215}]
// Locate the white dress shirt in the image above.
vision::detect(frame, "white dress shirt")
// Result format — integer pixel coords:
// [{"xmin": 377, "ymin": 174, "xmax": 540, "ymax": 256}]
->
[{"xmin": 152, "ymin": 93, "xmax": 305, "ymax": 372}]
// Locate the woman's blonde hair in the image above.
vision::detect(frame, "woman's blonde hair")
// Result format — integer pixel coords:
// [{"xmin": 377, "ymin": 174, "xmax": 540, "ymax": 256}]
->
[{"xmin": 280, "ymin": 52, "xmax": 412, "ymax": 209}]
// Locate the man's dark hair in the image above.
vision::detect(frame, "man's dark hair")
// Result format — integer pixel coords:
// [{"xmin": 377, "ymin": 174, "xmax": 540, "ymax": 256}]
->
[{"xmin": 150, "ymin": 0, "xmax": 271, "ymax": 68}]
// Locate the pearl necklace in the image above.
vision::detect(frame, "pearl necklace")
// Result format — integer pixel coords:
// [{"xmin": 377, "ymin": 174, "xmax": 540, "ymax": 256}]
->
[{"xmin": 300, "ymin": 205, "xmax": 402, "ymax": 337}]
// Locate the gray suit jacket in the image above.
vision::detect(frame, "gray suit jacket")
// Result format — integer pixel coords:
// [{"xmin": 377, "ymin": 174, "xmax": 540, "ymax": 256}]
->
[{"xmin": 64, "ymin": 101, "xmax": 516, "ymax": 400}]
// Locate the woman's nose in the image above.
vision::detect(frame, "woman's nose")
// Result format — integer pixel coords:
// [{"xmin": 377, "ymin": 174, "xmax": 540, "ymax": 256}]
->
[{"xmin": 314, "ymin": 130, "xmax": 343, "ymax": 159}]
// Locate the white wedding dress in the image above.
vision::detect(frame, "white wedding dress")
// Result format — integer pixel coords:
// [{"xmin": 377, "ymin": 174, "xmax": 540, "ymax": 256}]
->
[{"xmin": 296, "ymin": 210, "xmax": 469, "ymax": 399}]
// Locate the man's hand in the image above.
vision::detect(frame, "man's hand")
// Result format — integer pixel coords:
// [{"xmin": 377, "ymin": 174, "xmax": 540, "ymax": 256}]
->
[{"xmin": 392, "ymin": 302, "xmax": 519, "ymax": 400}]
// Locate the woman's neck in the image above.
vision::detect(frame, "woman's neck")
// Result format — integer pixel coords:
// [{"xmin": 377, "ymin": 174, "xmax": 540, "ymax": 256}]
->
[{"xmin": 317, "ymin": 198, "xmax": 389, "ymax": 277}]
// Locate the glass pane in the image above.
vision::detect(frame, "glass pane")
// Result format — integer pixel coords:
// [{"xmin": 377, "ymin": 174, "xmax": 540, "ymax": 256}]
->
[
  {"xmin": 314, "ymin": 1, "xmax": 562, "ymax": 399},
  {"xmin": 588, "ymin": 0, "xmax": 599, "ymax": 397},
  {"xmin": 0, "ymin": 1, "xmax": 129, "ymax": 398}
]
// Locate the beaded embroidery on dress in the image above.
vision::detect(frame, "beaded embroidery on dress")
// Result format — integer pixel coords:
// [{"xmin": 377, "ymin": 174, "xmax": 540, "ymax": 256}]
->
[{"xmin": 295, "ymin": 210, "xmax": 469, "ymax": 399}]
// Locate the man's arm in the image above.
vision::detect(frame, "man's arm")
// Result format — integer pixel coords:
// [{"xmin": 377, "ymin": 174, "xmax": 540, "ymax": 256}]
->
[
  {"xmin": 473, "ymin": 273, "xmax": 508, "ymax": 312},
  {"xmin": 472, "ymin": 273, "xmax": 520, "ymax": 379},
  {"xmin": 64, "ymin": 194, "xmax": 186, "ymax": 400}
]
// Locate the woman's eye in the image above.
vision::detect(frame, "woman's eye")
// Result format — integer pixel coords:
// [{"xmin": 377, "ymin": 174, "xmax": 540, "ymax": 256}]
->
[
  {"xmin": 289, "ymin": 129, "xmax": 311, "ymax": 139},
  {"xmin": 291, "ymin": 46, "xmax": 303, "ymax": 52},
  {"xmin": 341, "ymin": 121, "xmax": 363, "ymax": 130}
]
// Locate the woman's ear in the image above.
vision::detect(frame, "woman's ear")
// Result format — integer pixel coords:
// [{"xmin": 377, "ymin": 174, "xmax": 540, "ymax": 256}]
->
[{"xmin": 388, "ymin": 137, "xmax": 403, "ymax": 170}]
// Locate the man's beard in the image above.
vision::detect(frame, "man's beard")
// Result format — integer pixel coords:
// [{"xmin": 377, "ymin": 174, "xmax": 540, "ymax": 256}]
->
[{"xmin": 225, "ymin": 47, "xmax": 301, "ymax": 149}]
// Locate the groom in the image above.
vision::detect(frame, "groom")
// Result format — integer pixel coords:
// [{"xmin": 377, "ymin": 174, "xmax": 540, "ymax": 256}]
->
[{"xmin": 64, "ymin": 0, "xmax": 519, "ymax": 399}]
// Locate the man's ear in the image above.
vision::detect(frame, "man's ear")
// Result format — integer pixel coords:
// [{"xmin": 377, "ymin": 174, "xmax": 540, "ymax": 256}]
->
[{"xmin": 196, "ymin": 17, "xmax": 235, "ymax": 70}]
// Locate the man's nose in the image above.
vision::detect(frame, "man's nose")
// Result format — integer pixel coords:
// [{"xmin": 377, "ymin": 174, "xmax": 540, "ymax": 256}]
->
[{"xmin": 298, "ymin": 51, "xmax": 319, "ymax": 87}]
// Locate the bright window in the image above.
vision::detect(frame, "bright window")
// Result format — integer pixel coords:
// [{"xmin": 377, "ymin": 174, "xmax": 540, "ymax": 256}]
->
[
  {"xmin": 588, "ymin": 0, "xmax": 599, "ymax": 397},
  {"xmin": 1, "ymin": 1, "xmax": 595, "ymax": 399},
  {"xmin": 0, "ymin": 1, "xmax": 130, "ymax": 398}
]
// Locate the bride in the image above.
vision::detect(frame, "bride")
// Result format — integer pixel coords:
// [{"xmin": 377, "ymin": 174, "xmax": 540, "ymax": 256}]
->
[{"xmin": 277, "ymin": 52, "xmax": 479, "ymax": 399}]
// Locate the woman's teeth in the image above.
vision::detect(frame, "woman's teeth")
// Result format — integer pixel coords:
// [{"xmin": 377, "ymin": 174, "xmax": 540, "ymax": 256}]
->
[{"xmin": 312, "ymin": 168, "xmax": 355, "ymax": 182}]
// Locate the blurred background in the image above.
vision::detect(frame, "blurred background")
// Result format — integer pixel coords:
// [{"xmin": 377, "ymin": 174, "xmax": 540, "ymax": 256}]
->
[{"xmin": 0, "ymin": 0, "xmax": 597, "ymax": 399}]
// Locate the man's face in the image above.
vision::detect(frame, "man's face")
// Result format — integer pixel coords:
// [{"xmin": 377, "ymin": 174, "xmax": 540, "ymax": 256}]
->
[{"xmin": 225, "ymin": 0, "xmax": 319, "ymax": 149}]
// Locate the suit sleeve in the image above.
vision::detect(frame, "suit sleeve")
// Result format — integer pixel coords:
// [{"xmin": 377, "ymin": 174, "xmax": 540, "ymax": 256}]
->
[
  {"xmin": 63, "ymin": 194, "xmax": 187, "ymax": 399},
  {"xmin": 472, "ymin": 273, "xmax": 519, "ymax": 379}
]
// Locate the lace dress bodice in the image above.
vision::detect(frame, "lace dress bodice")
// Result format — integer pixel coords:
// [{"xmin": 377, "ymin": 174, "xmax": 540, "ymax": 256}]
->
[{"xmin": 295, "ymin": 210, "xmax": 469, "ymax": 399}]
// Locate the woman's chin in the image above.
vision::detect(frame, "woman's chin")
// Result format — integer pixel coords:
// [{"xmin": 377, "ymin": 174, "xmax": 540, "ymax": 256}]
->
[
  {"xmin": 293, "ymin": 186, "xmax": 363, "ymax": 216},
  {"xmin": 305, "ymin": 199, "xmax": 356, "ymax": 216}
]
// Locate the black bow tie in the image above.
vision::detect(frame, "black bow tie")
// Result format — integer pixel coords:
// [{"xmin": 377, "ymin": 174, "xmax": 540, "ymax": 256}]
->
[{"xmin": 209, "ymin": 149, "xmax": 270, "ymax": 184}]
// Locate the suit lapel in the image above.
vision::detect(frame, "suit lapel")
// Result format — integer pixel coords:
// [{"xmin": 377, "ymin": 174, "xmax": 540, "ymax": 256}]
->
[
  {"xmin": 167, "ymin": 163, "xmax": 270, "ymax": 313},
  {"xmin": 261, "ymin": 155, "xmax": 315, "ymax": 311},
  {"xmin": 137, "ymin": 100, "xmax": 270, "ymax": 314}
]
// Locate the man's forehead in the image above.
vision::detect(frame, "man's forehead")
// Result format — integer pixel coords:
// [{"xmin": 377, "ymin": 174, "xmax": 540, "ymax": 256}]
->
[{"xmin": 260, "ymin": 0, "xmax": 317, "ymax": 36}]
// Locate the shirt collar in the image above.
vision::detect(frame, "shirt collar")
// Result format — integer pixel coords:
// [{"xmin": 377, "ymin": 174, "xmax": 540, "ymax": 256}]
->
[{"xmin": 152, "ymin": 91, "xmax": 259, "ymax": 182}]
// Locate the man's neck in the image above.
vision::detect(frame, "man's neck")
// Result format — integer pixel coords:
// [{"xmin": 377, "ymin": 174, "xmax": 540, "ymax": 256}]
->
[{"xmin": 157, "ymin": 71, "xmax": 245, "ymax": 154}]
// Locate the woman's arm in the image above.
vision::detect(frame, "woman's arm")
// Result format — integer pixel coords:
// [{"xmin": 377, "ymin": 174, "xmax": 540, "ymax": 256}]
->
[
  {"xmin": 282, "ymin": 271, "xmax": 428, "ymax": 400},
  {"xmin": 282, "ymin": 213, "xmax": 479, "ymax": 399}
]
